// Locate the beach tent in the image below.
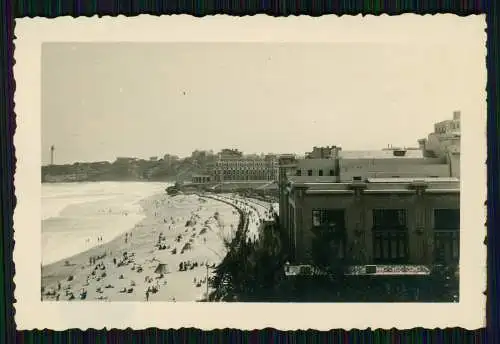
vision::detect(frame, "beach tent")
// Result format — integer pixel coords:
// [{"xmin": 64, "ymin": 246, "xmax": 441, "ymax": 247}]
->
[{"xmin": 154, "ymin": 263, "xmax": 169, "ymax": 275}]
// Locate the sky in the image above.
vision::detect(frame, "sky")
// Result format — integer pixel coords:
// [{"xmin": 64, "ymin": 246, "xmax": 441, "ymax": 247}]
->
[{"xmin": 41, "ymin": 34, "xmax": 485, "ymax": 164}]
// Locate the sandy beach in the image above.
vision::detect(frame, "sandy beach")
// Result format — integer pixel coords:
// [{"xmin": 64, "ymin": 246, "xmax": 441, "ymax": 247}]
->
[{"xmin": 41, "ymin": 193, "xmax": 241, "ymax": 302}]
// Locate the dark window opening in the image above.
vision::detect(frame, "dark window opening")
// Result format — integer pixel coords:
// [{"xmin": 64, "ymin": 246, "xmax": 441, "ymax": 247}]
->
[
  {"xmin": 372, "ymin": 209, "xmax": 408, "ymax": 264},
  {"xmin": 434, "ymin": 209, "xmax": 460, "ymax": 230},
  {"xmin": 353, "ymin": 176, "xmax": 362, "ymax": 181},
  {"xmin": 434, "ymin": 231, "xmax": 459, "ymax": 263},
  {"xmin": 373, "ymin": 231, "xmax": 408, "ymax": 263},
  {"xmin": 372, "ymin": 209, "xmax": 407, "ymax": 230},
  {"xmin": 296, "ymin": 170, "xmax": 301, "ymax": 176},
  {"xmin": 329, "ymin": 169, "xmax": 335, "ymax": 176},
  {"xmin": 311, "ymin": 209, "xmax": 346, "ymax": 261},
  {"xmin": 318, "ymin": 170, "xmax": 324, "ymax": 176},
  {"xmin": 288, "ymin": 205, "xmax": 296, "ymax": 261},
  {"xmin": 312, "ymin": 209, "xmax": 346, "ymax": 229},
  {"xmin": 307, "ymin": 170, "xmax": 313, "ymax": 176},
  {"xmin": 434, "ymin": 209, "xmax": 460, "ymax": 263}
]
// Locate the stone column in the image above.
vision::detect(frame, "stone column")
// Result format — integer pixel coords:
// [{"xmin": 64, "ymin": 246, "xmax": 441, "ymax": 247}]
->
[
  {"xmin": 294, "ymin": 187, "xmax": 306, "ymax": 262},
  {"xmin": 410, "ymin": 183, "xmax": 429, "ymax": 264},
  {"xmin": 351, "ymin": 193, "xmax": 368, "ymax": 264},
  {"xmin": 349, "ymin": 183, "xmax": 370, "ymax": 263}
]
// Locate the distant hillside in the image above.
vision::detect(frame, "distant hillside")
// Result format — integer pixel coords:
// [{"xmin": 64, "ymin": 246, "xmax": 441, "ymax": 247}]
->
[{"xmin": 42, "ymin": 157, "xmax": 206, "ymax": 183}]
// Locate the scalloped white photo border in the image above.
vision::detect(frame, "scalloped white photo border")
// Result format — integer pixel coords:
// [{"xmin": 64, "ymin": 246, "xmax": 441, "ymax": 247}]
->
[{"xmin": 13, "ymin": 14, "xmax": 486, "ymax": 330}]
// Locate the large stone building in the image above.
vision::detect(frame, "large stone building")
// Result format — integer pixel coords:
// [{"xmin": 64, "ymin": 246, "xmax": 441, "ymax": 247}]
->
[
  {"xmin": 279, "ymin": 113, "xmax": 461, "ymax": 268},
  {"xmin": 419, "ymin": 111, "xmax": 461, "ymax": 175},
  {"xmin": 211, "ymin": 149, "xmax": 279, "ymax": 182}
]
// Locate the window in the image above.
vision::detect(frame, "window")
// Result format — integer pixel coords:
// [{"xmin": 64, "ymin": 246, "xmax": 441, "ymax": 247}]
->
[
  {"xmin": 372, "ymin": 209, "xmax": 407, "ymax": 230},
  {"xmin": 434, "ymin": 209, "xmax": 460, "ymax": 229},
  {"xmin": 353, "ymin": 176, "xmax": 362, "ymax": 181},
  {"xmin": 318, "ymin": 170, "xmax": 324, "ymax": 176},
  {"xmin": 329, "ymin": 169, "xmax": 335, "ymax": 176},
  {"xmin": 296, "ymin": 170, "xmax": 302, "ymax": 176},
  {"xmin": 311, "ymin": 209, "xmax": 346, "ymax": 261},
  {"xmin": 372, "ymin": 209, "xmax": 408, "ymax": 263},
  {"xmin": 288, "ymin": 205, "xmax": 296, "ymax": 260},
  {"xmin": 434, "ymin": 209, "xmax": 460, "ymax": 263},
  {"xmin": 312, "ymin": 209, "xmax": 345, "ymax": 230},
  {"xmin": 307, "ymin": 170, "xmax": 313, "ymax": 176}
]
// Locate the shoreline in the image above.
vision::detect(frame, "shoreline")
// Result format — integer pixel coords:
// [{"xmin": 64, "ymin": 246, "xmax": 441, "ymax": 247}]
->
[
  {"xmin": 41, "ymin": 194, "xmax": 156, "ymax": 270},
  {"xmin": 41, "ymin": 192, "xmax": 241, "ymax": 301}
]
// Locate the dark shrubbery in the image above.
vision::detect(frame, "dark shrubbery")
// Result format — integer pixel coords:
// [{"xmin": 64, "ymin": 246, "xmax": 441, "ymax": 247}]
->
[{"xmin": 209, "ymin": 217, "xmax": 287, "ymax": 302}]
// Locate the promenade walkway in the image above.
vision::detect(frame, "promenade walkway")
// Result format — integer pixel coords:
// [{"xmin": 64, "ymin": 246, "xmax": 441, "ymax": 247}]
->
[{"xmin": 205, "ymin": 193, "xmax": 276, "ymax": 243}]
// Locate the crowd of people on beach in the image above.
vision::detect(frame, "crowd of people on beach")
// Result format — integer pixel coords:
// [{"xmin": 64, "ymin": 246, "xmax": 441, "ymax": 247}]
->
[{"xmin": 42, "ymin": 192, "xmax": 276, "ymax": 302}]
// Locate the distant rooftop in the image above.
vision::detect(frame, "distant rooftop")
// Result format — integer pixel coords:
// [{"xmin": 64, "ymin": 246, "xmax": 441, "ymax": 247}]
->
[{"xmin": 339, "ymin": 150, "xmax": 424, "ymax": 159}]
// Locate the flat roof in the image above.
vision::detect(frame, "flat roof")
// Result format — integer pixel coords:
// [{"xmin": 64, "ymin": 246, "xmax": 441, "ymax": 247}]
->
[
  {"xmin": 367, "ymin": 177, "xmax": 459, "ymax": 183},
  {"xmin": 289, "ymin": 177, "xmax": 459, "ymax": 186},
  {"xmin": 306, "ymin": 189, "xmax": 354, "ymax": 195},
  {"xmin": 289, "ymin": 178, "xmax": 460, "ymax": 194},
  {"xmin": 339, "ymin": 150, "xmax": 424, "ymax": 159},
  {"xmin": 288, "ymin": 176, "xmax": 337, "ymax": 183}
]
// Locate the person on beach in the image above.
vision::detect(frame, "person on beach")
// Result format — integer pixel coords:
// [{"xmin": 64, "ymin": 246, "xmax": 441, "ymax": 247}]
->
[{"xmin": 145, "ymin": 290, "xmax": 150, "ymax": 301}]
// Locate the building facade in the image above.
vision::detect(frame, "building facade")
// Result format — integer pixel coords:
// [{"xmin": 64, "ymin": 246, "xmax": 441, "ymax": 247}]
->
[
  {"xmin": 211, "ymin": 150, "xmax": 279, "ymax": 182},
  {"xmin": 278, "ymin": 114, "xmax": 461, "ymax": 267},
  {"xmin": 280, "ymin": 176, "xmax": 459, "ymax": 266}
]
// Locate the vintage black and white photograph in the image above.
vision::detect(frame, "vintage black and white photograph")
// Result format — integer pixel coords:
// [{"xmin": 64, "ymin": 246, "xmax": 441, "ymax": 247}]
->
[{"xmin": 14, "ymin": 15, "xmax": 486, "ymax": 330}]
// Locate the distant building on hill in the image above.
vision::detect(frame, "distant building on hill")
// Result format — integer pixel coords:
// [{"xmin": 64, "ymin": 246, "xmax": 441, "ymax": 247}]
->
[
  {"xmin": 419, "ymin": 111, "xmax": 461, "ymax": 157},
  {"xmin": 218, "ymin": 148, "xmax": 244, "ymax": 160}
]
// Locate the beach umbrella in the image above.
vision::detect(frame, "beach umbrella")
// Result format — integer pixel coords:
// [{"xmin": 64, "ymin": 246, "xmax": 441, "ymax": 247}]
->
[{"xmin": 154, "ymin": 263, "xmax": 169, "ymax": 275}]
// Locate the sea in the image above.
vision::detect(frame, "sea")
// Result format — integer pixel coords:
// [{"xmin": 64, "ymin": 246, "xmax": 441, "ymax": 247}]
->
[{"xmin": 41, "ymin": 181, "xmax": 168, "ymax": 266}]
